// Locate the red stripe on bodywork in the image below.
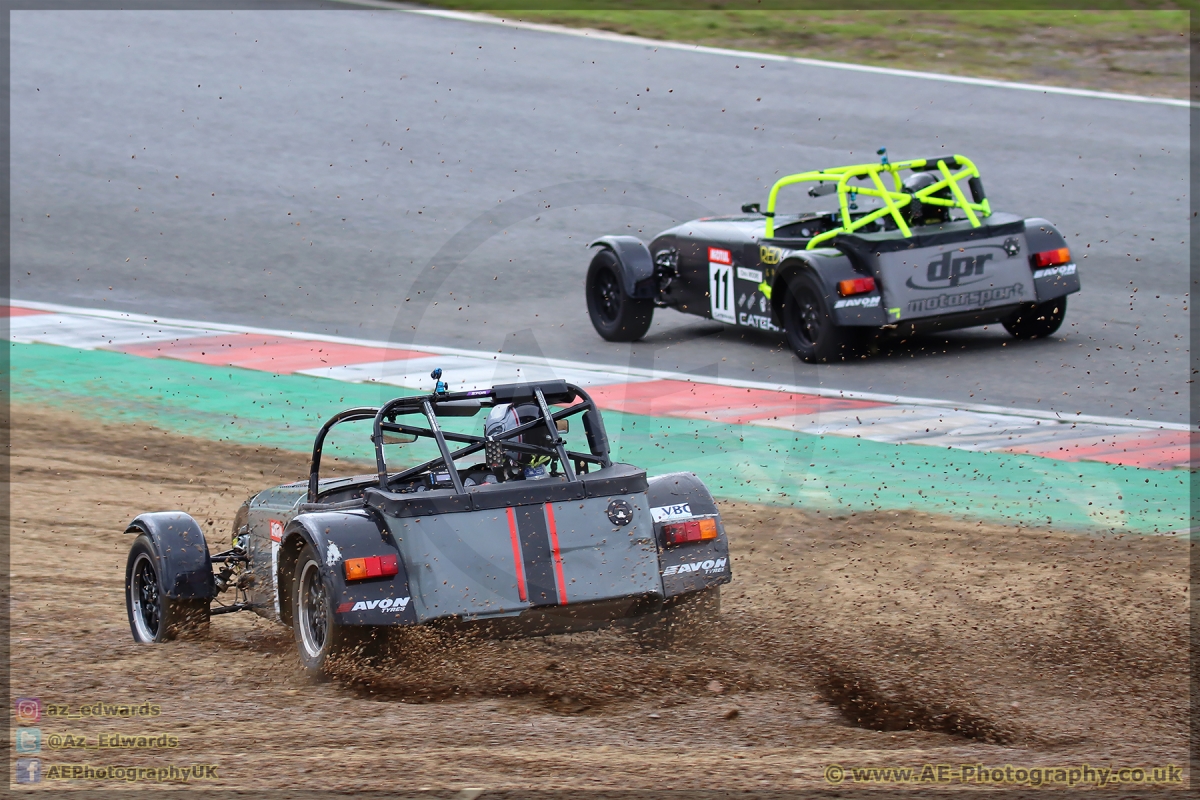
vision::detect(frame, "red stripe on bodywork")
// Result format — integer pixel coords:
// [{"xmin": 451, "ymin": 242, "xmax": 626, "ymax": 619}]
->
[
  {"xmin": 506, "ymin": 507, "xmax": 527, "ymax": 602},
  {"xmin": 2, "ymin": 305, "xmax": 50, "ymax": 317},
  {"xmin": 111, "ymin": 333, "xmax": 427, "ymax": 374},
  {"xmin": 544, "ymin": 503, "xmax": 568, "ymax": 605},
  {"xmin": 587, "ymin": 379, "xmax": 884, "ymax": 424}
]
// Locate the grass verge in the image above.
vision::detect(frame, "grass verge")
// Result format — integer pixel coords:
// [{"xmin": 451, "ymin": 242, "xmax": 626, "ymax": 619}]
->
[{"xmin": 419, "ymin": 2, "xmax": 1190, "ymax": 98}]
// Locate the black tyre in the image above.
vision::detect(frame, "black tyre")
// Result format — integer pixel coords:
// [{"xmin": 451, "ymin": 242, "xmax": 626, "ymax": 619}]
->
[
  {"xmin": 293, "ymin": 544, "xmax": 377, "ymax": 677},
  {"xmin": 586, "ymin": 248, "xmax": 654, "ymax": 342},
  {"xmin": 1003, "ymin": 296, "xmax": 1067, "ymax": 340},
  {"xmin": 125, "ymin": 534, "xmax": 209, "ymax": 643},
  {"xmin": 782, "ymin": 272, "xmax": 856, "ymax": 363}
]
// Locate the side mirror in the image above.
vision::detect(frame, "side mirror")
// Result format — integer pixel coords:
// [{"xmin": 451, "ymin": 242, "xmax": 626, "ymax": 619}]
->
[
  {"xmin": 381, "ymin": 433, "xmax": 418, "ymax": 445},
  {"xmin": 807, "ymin": 183, "xmax": 837, "ymax": 198},
  {"xmin": 555, "ymin": 419, "xmax": 569, "ymax": 433},
  {"xmin": 741, "ymin": 202, "xmax": 760, "ymax": 213}
]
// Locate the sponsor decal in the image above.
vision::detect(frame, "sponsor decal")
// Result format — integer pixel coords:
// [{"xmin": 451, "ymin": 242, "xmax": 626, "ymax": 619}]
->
[
  {"xmin": 738, "ymin": 312, "xmax": 780, "ymax": 332},
  {"xmin": 759, "ymin": 244, "xmax": 782, "ymax": 265},
  {"xmin": 1032, "ymin": 263, "xmax": 1077, "ymax": 280},
  {"xmin": 344, "ymin": 597, "xmax": 411, "ymax": 613},
  {"xmin": 906, "ymin": 249, "xmax": 995, "ymax": 290},
  {"xmin": 709, "ymin": 262, "xmax": 736, "ymax": 324},
  {"xmin": 707, "ymin": 246, "xmax": 732, "ymax": 265},
  {"xmin": 325, "ymin": 542, "xmax": 342, "ymax": 567},
  {"xmin": 907, "ymin": 283, "xmax": 1025, "ymax": 314},
  {"xmin": 662, "ymin": 557, "xmax": 728, "ymax": 577},
  {"xmin": 269, "ymin": 519, "xmax": 283, "ymax": 617},
  {"xmin": 736, "ymin": 266, "xmax": 763, "ymax": 283},
  {"xmin": 737, "ymin": 292, "xmax": 769, "ymax": 313},
  {"xmin": 651, "ymin": 503, "xmax": 692, "ymax": 523},
  {"xmin": 834, "ymin": 295, "xmax": 882, "ymax": 309}
]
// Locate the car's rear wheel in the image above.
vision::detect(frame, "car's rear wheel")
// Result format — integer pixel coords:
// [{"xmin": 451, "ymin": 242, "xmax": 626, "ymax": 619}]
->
[
  {"xmin": 783, "ymin": 272, "xmax": 856, "ymax": 363},
  {"xmin": 125, "ymin": 534, "xmax": 209, "ymax": 643},
  {"xmin": 1003, "ymin": 296, "xmax": 1067, "ymax": 340},
  {"xmin": 586, "ymin": 248, "xmax": 654, "ymax": 342},
  {"xmin": 293, "ymin": 543, "xmax": 376, "ymax": 677}
]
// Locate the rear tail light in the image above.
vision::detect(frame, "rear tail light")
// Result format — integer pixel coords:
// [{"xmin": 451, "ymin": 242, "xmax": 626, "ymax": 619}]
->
[
  {"xmin": 1033, "ymin": 247, "xmax": 1071, "ymax": 268},
  {"xmin": 662, "ymin": 517, "xmax": 719, "ymax": 546},
  {"xmin": 838, "ymin": 276, "xmax": 876, "ymax": 297},
  {"xmin": 344, "ymin": 554, "xmax": 399, "ymax": 581}
]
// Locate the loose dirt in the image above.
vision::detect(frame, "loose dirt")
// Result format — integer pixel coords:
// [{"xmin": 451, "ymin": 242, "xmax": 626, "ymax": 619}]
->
[{"xmin": 6, "ymin": 405, "xmax": 1189, "ymax": 794}]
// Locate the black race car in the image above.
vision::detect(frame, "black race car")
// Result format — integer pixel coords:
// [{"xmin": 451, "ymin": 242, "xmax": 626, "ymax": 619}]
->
[
  {"xmin": 586, "ymin": 152, "xmax": 1080, "ymax": 362},
  {"xmin": 124, "ymin": 376, "xmax": 730, "ymax": 676}
]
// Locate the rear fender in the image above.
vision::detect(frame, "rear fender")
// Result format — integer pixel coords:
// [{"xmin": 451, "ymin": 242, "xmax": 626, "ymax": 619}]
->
[
  {"xmin": 279, "ymin": 511, "xmax": 415, "ymax": 628},
  {"xmin": 647, "ymin": 473, "xmax": 732, "ymax": 597},
  {"xmin": 590, "ymin": 235, "xmax": 656, "ymax": 299},
  {"xmin": 125, "ymin": 512, "xmax": 214, "ymax": 601},
  {"xmin": 771, "ymin": 252, "xmax": 886, "ymax": 327},
  {"xmin": 1024, "ymin": 218, "xmax": 1080, "ymax": 301}
]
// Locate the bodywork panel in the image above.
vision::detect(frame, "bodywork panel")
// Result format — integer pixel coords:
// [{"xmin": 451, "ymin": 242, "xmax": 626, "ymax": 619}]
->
[
  {"xmin": 388, "ymin": 492, "xmax": 661, "ymax": 623},
  {"xmin": 836, "ymin": 216, "xmax": 1034, "ymax": 323}
]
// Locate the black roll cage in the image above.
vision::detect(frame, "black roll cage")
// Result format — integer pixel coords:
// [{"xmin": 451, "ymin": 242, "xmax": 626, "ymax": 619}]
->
[{"xmin": 306, "ymin": 380, "xmax": 613, "ymax": 503}]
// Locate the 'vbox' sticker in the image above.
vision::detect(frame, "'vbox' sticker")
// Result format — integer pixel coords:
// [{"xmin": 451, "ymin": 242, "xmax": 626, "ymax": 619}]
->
[{"xmin": 651, "ymin": 503, "xmax": 692, "ymax": 523}]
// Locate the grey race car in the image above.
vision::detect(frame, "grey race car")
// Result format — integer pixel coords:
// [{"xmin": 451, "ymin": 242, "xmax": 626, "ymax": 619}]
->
[
  {"xmin": 124, "ymin": 377, "xmax": 731, "ymax": 675},
  {"xmin": 586, "ymin": 152, "xmax": 1080, "ymax": 362}
]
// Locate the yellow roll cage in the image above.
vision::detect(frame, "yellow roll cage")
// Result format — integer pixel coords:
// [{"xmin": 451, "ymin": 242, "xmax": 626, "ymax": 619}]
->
[{"xmin": 762, "ymin": 154, "xmax": 991, "ymax": 249}]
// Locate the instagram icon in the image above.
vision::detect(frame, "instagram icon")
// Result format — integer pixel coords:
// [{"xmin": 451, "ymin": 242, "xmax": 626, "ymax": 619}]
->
[{"xmin": 15, "ymin": 697, "xmax": 42, "ymax": 725}]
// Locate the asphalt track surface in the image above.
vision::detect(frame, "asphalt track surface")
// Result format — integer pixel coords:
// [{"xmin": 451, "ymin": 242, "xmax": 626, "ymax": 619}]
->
[{"xmin": 10, "ymin": 7, "xmax": 1190, "ymax": 423}]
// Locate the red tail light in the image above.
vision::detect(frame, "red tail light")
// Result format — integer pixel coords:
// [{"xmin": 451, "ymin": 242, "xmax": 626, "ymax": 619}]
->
[
  {"xmin": 838, "ymin": 277, "xmax": 876, "ymax": 297},
  {"xmin": 1033, "ymin": 247, "xmax": 1071, "ymax": 268},
  {"xmin": 344, "ymin": 554, "xmax": 400, "ymax": 581},
  {"xmin": 662, "ymin": 517, "xmax": 719, "ymax": 546}
]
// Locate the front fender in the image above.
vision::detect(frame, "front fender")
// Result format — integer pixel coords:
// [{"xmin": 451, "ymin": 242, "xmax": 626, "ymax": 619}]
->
[
  {"xmin": 280, "ymin": 510, "xmax": 416, "ymax": 627},
  {"xmin": 125, "ymin": 512, "xmax": 214, "ymax": 600},
  {"xmin": 590, "ymin": 235, "xmax": 656, "ymax": 299}
]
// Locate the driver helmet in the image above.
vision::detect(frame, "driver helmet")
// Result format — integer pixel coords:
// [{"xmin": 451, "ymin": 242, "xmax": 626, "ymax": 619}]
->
[
  {"xmin": 901, "ymin": 171, "xmax": 952, "ymax": 225},
  {"xmin": 484, "ymin": 403, "xmax": 553, "ymax": 466}
]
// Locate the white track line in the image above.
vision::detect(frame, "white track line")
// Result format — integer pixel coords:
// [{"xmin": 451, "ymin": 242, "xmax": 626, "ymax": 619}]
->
[
  {"xmin": 8, "ymin": 298, "xmax": 1190, "ymax": 434},
  {"xmin": 338, "ymin": 1, "xmax": 1189, "ymax": 109}
]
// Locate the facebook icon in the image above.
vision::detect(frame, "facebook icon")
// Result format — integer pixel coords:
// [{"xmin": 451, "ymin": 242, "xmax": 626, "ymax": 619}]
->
[{"xmin": 16, "ymin": 758, "xmax": 42, "ymax": 784}]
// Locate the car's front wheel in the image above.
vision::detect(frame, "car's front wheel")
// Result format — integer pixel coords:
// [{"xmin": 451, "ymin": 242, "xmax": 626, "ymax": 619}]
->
[
  {"xmin": 586, "ymin": 248, "xmax": 654, "ymax": 342},
  {"xmin": 293, "ymin": 544, "xmax": 376, "ymax": 677},
  {"xmin": 1003, "ymin": 296, "xmax": 1067, "ymax": 340},
  {"xmin": 783, "ymin": 272, "xmax": 856, "ymax": 363},
  {"xmin": 125, "ymin": 534, "xmax": 209, "ymax": 643}
]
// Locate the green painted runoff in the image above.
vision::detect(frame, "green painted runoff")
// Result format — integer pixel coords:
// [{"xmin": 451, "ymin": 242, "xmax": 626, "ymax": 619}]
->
[{"xmin": 9, "ymin": 342, "xmax": 1187, "ymax": 534}]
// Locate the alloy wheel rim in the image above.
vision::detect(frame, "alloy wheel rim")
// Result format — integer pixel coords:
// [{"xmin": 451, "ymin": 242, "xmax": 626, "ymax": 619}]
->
[
  {"xmin": 792, "ymin": 291, "xmax": 821, "ymax": 347},
  {"xmin": 298, "ymin": 561, "xmax": 328, "ymax": 657},
  {"xmin": 131, "ymin": 553, "xmax": 161, "ymax": 641},
  {"xmin": 595, "ymin": 269, "xmax": 620, "ymax": 322}
]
